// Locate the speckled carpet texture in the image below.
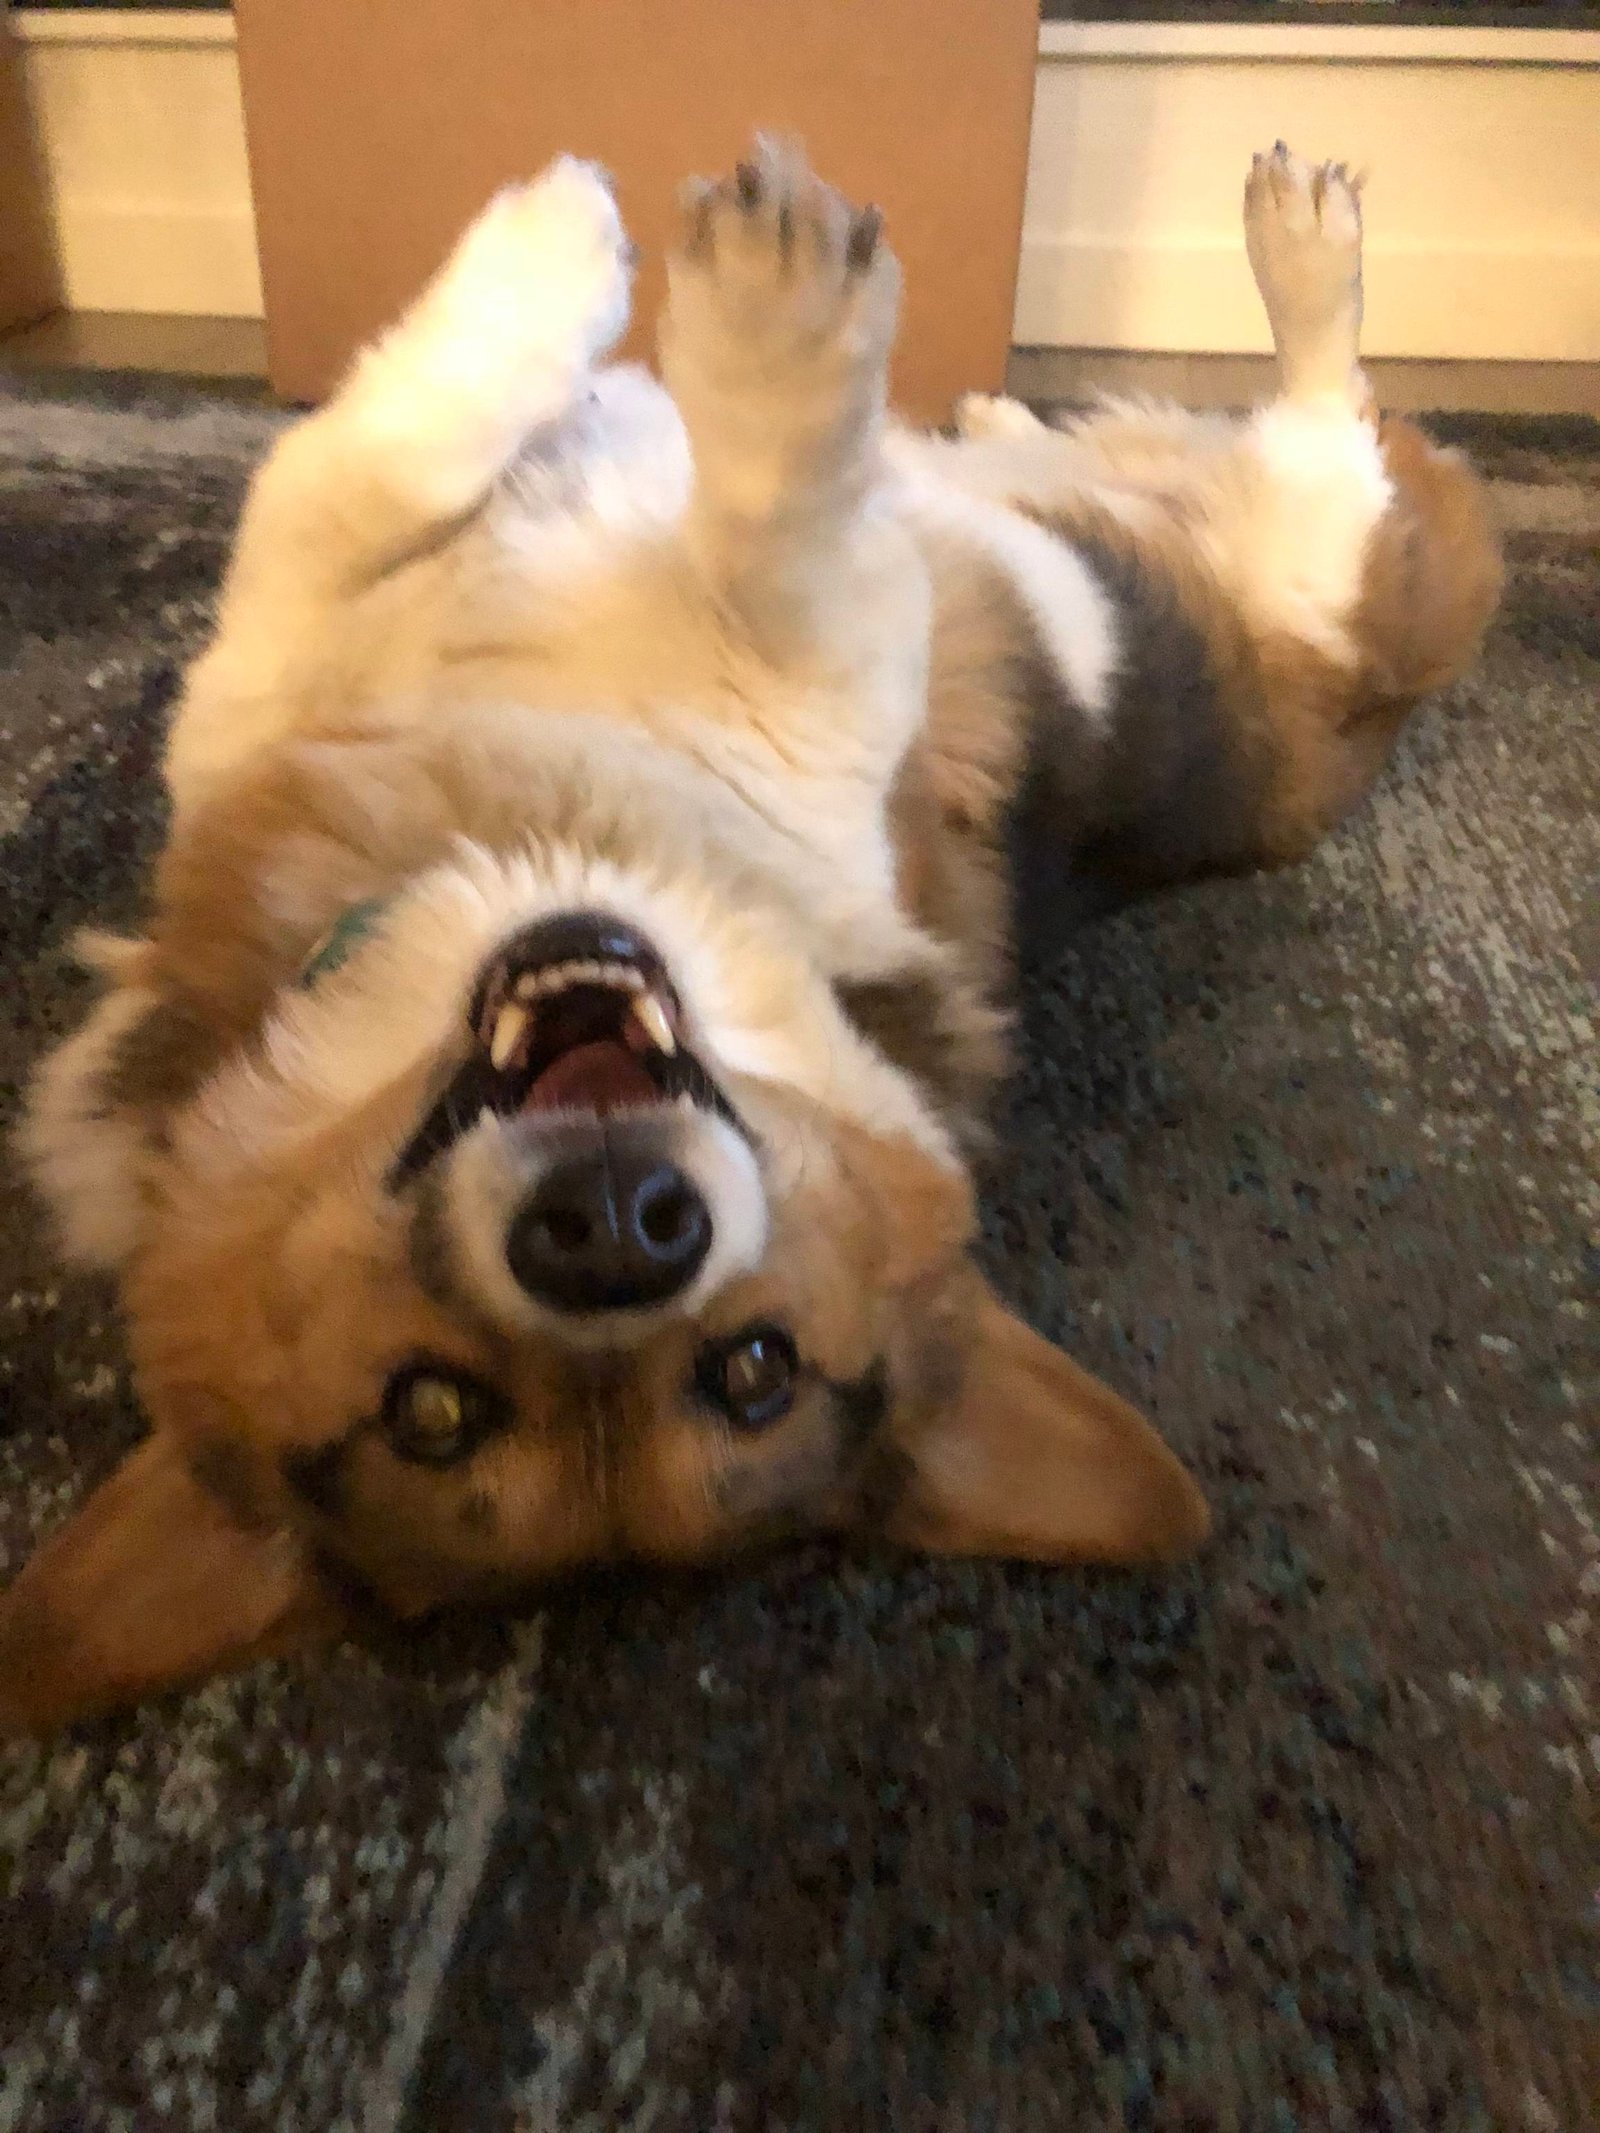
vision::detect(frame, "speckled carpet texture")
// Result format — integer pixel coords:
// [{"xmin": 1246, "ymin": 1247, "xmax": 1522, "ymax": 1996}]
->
[{"xmin": 0, "ymin": 372, "xmax": 1596, "ymax": 2132}]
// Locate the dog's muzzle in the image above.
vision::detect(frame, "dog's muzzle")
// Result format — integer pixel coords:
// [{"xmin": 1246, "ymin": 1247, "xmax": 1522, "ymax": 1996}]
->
[{"xmin": 391, "ymin": 911, "xmax": 743, "ymax": 1314}]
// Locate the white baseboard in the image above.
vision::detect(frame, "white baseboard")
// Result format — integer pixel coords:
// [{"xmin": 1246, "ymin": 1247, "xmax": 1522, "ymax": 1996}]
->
[
  {"xmin": 11, "ymin": 10, "xmax": 1600, "ymax": 360},
  {"xmin": 1038, "ymin": 19, "xmax": 1600, "ymax": 64},
  {"xmin": 11, "ymin": 8, "xmax": 236, "ymax": 46}
]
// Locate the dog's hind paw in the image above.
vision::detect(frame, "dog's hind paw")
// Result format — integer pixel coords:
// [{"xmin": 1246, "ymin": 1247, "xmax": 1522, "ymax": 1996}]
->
[
  {"xmin": 1244, "ymin": 145, "xmax": 1362, "ymax": 339},
  {"xmin": 1243, "ymin": 143, "xmax": 1364, "ymax": 400}
]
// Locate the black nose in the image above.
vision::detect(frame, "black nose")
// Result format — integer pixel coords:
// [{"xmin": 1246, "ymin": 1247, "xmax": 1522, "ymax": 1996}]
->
[{"xmin": 506, "ymin": 1151, "xmax": 711, "ymax": 1312}]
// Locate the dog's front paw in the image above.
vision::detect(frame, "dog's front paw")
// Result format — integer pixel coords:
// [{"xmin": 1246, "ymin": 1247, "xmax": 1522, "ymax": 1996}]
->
[
  {"xmin": 665, "ymin": 137, "xmax": 899, "ymax": 383},
  {"xmin": 419, "ymin": 156, "xmax": 633, "ymax": 374}
]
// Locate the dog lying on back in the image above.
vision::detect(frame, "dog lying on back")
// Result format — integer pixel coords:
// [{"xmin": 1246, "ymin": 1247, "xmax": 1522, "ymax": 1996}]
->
[{"xmin": 2, "ymin": 142, "xmax": 1498, "ymax": 1729}]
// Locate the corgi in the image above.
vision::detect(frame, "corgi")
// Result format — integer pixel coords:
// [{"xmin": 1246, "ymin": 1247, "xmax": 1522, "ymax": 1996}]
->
[{"xmin": 1, "ymin": 141, "xmax": 1499, "ymax": 1730}]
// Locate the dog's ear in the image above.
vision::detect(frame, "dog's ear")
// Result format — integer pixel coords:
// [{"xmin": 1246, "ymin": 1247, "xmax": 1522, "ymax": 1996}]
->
[
  {"xmin": 0, "ymin": 1433, "xmax": 348, "ymax": 1734},
  {"xmin": 888, "ymin": 1277, "xmax": 1210, "ymax": 1567},
  {"xmin": 22, "ymin": 935, "xmax": 223, "ymax": 1272}
]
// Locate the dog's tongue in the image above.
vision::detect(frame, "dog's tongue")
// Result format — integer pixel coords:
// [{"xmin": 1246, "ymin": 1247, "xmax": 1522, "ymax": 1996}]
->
[{"xmin": 522, "ymin": 1040, "xmax": 658, "ymax": 1115}]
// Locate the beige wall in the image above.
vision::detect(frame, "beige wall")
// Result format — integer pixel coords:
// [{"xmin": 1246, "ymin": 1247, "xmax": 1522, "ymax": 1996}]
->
[
  {"xmin": 1018, "ymin": 20, "xmax": 1600, "ymax": 361},
  {"xmin": 12, "ymin": 9, "xmax": 260, "ymax": 316},
  {"xmin": 11, "ymin": 10, "xmax": 1600, "ymax": 359}
]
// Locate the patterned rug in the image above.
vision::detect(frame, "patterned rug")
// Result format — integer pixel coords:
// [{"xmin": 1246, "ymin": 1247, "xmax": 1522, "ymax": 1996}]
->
[{"xmin": 1, "ymin": 373, "xmax": 1596, "ymax": 2133}]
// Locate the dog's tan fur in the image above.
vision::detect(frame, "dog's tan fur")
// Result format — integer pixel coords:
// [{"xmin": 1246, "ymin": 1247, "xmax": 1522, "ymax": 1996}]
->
[{"xmin": 1, "ymin": 144, "xmax": 1497, "ymax": 1731}]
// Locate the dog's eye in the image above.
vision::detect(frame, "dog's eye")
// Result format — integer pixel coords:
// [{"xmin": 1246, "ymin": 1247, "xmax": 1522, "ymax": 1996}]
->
[
  {"xmin": 381, "ymin": 1361, "xmax": 509, "ymax": 1467},
  {"xmin": 694, "ymin": 1322, "xmax": 800, "ymax": 1431}
]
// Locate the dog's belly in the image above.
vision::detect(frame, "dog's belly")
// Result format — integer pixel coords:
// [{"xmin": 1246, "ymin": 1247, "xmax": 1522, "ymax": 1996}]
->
[
  {"xmin": 494, "ymin": 363, "xmax": 695, "ymax": 556},
  {"xmin": 336, "ymin": 370, "xmax": 913, "ymax": 953},
  {"xmin": 176, "ymin": 361, "xmax": 923, "ymax": 963},
  {"xmin": 413, "ymin": 368, "xmax": 926, "ymax": 932}
]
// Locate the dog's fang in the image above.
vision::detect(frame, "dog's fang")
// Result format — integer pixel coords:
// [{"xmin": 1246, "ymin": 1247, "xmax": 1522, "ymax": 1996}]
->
[
  {"xmin": 490, "ymin": 1001, "xmax": 529, "ymax": 1071},
  {"xmin": 632, "ymin": 991, "xmax": 677, "ymax": 1057}
]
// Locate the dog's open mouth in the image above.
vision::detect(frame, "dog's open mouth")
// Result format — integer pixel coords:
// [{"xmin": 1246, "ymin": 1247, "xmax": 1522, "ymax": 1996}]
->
[
  {"xmin": 389, "ymin": 912, "xmax": 734, "ymax": 1187},
  {"xmin": 476, "ymin": 949, "xmax": 682, "ymax": 1116}
]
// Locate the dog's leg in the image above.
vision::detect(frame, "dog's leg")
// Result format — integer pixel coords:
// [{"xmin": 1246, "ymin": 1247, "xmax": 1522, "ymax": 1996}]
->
[
  {"xmin": 1175, "ymin": 150, "xmax": 1496, "ymax": 853},
  {"xmin": 916, "ymin": 147, "xmax": 1494, "ymax": 899},
  {"xmin": 659, "ymin": 139, "xmax": 906, "ymax": 661},
  {"xmin": 1244, "ymin": 143, "xmax": 1367, "ymax": 411},
  {"xmin": 227, "ymin": 158, "xmax": 631, "ymax": 612},
  {"xmin": 954, "ymin": 393, "xmax": 1048, "ymax": 445},
  {"xmin": 1182, "ymin": 146, "xmax": 1394, "ymax": 675}
]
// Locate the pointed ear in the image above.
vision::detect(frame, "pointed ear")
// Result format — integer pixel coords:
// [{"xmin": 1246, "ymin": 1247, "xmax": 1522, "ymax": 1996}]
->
[
  {"xmin": 888, "ymin": 1280, "xmax": 1210, "ymax": 1567},
  {"xmin": 0, "ymin": 1434, "xmax": 348, "ymax": 1734}
]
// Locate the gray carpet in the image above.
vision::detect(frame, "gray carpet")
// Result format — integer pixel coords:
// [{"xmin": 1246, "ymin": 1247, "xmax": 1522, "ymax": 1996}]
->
[{"xmin": 1, "ymin": 373, "xmax": 1596, "ymax": 2133}]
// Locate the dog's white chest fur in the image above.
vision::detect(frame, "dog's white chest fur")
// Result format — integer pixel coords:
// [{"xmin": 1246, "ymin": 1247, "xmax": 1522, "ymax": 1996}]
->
[
  {"xmin": 177, "ymin": 352, "xmax": 924, "ymax": 946},
  {"xmin": 479, "ymin": 365, "xmax": 925, "ymax": 916}
]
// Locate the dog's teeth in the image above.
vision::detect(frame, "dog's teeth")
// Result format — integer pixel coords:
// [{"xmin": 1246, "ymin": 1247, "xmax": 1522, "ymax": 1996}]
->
[
  {"xmin": 511, "ymin": 958, "xmax": 644, "ymax": 1001},
  {"xmin": 490, "ymin": 1001, "xmax": 529, "ymax": 1071},
  {"xmin": 633, "ymin": 991, "xmax": 677, "ymax": 1057}
]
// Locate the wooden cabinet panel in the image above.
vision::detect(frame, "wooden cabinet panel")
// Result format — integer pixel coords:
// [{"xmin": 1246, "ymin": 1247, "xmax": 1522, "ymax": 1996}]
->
[{"xmin": 233, "ymin": 0, "xmax": 1039, "ymax": 421}]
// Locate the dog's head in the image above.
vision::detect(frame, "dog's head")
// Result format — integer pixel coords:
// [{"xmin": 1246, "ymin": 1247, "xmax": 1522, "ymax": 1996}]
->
[{"xmin": 4, "ymin": 748, "xmax": 1207, "ymax": 1731}]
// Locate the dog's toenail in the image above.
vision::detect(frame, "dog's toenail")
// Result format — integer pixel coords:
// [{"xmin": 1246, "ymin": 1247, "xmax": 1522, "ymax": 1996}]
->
[
  {"xmin": 735, "ymin": 162, "xmax": 760, "ymax": 208},
  {"xmin": 847, "ymin": 206, "xmax": 882, "ymax": 270}
]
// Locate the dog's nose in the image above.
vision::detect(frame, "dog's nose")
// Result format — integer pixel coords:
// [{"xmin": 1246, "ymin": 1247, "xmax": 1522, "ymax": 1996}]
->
[{"xmin": 506, "ymin": 1150, "xmax": 711, "ymax": 1312}]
